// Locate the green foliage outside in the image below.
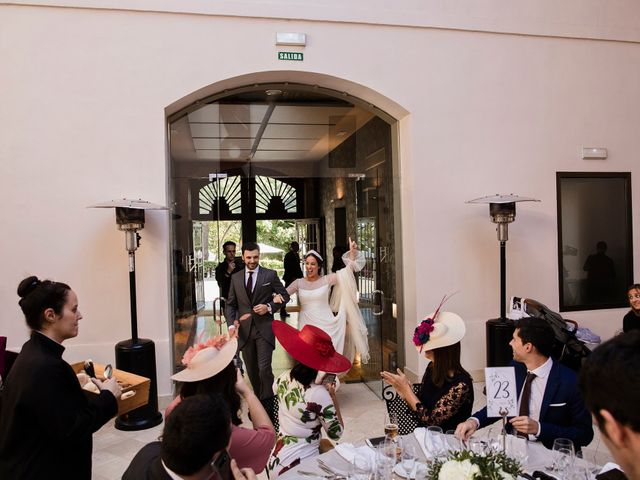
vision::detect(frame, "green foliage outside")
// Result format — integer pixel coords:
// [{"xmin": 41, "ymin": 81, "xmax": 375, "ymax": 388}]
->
[{"xmin": 205, "ymin": 219, "xmax": 296, "ymax": 279}]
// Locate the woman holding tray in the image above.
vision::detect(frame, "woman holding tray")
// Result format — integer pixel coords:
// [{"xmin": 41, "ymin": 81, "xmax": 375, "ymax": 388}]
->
[{"xmin": 0, "ymin": 276, "xmax": 121, "ymax": 479}]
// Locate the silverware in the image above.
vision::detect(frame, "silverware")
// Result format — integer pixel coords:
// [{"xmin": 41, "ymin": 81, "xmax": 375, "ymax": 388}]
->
[
  {"xmin": 299, "ymin": 471, "xmax": 347, "ymax": 480},
  {"xmin": 298, "ymin": 471, "xmax": 346, "ymax": 479}
]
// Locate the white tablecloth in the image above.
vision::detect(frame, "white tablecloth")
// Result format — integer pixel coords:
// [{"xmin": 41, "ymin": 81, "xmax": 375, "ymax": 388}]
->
[{"xmin": 278, "ymin": 434, "xmax": 597, "ymax": 479}]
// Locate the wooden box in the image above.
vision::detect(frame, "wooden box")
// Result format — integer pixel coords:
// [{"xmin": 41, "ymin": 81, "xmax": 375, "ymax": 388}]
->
[{"xmin": 71, "ymin": 362, "xmax": 150, "ymax": 416}]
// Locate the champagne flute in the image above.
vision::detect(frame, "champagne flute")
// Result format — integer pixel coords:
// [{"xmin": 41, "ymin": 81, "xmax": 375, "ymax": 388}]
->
[{"xmin": 384, "ymin": 412, "xmax": 399, "ymax": 439}]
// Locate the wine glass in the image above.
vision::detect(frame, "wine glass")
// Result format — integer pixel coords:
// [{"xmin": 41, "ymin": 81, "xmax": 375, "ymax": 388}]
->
[
  {"xmin": 550, "ymin": 438, "xmax": 575, "ymax": 473},
  {"xmin": 554, "ymin": 447, "xmax": 575, "ymax": 478}
]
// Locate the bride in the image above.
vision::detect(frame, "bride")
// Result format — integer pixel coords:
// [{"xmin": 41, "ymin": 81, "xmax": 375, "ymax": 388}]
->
[{"xmin": 275, "ymin": 237, "xmax": 370, "ymax": 364}]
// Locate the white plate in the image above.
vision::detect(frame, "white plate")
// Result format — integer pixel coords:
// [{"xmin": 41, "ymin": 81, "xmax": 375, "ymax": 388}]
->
[{"xmin": 392, "ymin": 462, "xmax": 426, "ymax": 479}]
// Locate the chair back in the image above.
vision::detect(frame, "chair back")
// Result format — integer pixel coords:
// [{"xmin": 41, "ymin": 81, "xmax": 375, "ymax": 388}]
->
[
  {"xmin": 262, "ymin": 395, "xmax": 280, "ymax": 433},
  {"xmin": 382, "ymin": 383, "xmax": 421, "ymax": 436}
]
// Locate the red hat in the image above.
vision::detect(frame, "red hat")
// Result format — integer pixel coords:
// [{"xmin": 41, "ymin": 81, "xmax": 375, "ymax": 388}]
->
[{"xmin": 273, "ymin": 322, "xmax": 352, "ymax": 373}]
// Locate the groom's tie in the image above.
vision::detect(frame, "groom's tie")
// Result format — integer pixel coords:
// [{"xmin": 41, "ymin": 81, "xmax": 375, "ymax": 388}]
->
[
  {"xmin": 245, "ymin": 271, "xmax": 254, "ymax": 299},
  {"xmin": 517, "ymin": 371, "xmax": 536, "ymax": 438}
]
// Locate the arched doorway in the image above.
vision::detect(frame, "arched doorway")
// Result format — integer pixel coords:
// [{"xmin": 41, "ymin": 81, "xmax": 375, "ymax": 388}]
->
[{"xmin": 168, "ymin": 82, "xmax": 402, "ymax": 396}]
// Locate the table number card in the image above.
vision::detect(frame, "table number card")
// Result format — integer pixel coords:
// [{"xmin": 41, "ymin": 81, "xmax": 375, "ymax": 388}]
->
[{"xmin": 485, "ymin": 367, "xmax": 517, "ymax": 418}]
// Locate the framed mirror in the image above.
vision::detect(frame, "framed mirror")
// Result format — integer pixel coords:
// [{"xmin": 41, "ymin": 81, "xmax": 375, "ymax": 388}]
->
[{"xmin": 557, "ymin": 172, "xmax": 633, "ymax": 311}]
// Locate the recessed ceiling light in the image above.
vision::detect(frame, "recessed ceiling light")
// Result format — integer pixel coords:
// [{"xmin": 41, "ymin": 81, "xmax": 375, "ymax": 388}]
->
[{"xmin": 266, "ymin": 89, "xmax": 282, "ymax": 96}]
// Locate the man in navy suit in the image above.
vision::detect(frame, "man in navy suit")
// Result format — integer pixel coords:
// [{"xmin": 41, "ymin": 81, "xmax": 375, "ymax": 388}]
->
[
  {"xmin": 226, "ymin": 242, "xmax": 290, "ymax": 400},
  {"xmin": 455, "ymin": 317, "xmax": 593, "ymax": 450}
]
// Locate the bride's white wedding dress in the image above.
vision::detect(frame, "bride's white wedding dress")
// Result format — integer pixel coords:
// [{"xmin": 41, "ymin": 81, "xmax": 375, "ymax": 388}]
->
[{"xmin": 286, "ymin": 254, "xmax": 370, "ymax": 364}]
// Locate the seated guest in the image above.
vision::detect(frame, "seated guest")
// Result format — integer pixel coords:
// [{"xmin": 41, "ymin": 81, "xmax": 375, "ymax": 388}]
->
[
  {"xmin": 269, "ymin": 323, "xmax": 350, "ymax": 476},
  {"xmin": 166, "ymin": 332, "xmax": 275, "ymax": 474},
  {"xmin": 381, "ymin": 311, "xmax": 473, "ymax": 432},
  {"xmin": 455, "ymin": 317, "xmax": 593, "ymax": 450},
  {"xmin": 0, "ymin": 276, "xmax": 121, "ymax": 479},
  {"xmin": 623, "ymin": 284, "xmax": 640, "ymax": 333},
  {"xmin": 123, "ymin": 393, "xmax": 240, "ymax": 480},
  {"xmin": 579, "ymin": 332, "xmax": 640, "ymax": 480}
]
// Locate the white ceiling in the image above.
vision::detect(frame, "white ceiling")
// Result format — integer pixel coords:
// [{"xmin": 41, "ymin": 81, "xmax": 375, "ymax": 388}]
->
[{"xmin": 170, "ymin": 99, "xmax": 374, "ymax": 163}]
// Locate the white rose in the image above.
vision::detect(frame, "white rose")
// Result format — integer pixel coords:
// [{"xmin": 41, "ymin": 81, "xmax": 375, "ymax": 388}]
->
[
  {"xmin": 438, "ymin": 459, "xmax": 480, "ymax": 480},
  {"xmin": 499, "ymin": 470, "xmax": 516, "ymax": 480}
]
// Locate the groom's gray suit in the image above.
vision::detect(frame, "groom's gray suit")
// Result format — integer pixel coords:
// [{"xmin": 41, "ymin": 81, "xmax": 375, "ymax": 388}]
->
[{"xmin": 225, "ymin": 265, "xmax": 289, "ymax": 399}]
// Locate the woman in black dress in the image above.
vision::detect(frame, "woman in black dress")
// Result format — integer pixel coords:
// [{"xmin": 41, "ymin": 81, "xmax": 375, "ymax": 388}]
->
[
  {"xmin": 381, "ymin": 311, "xmax": 473, "ymax": 432},
  {"xmin": 0, "ymin": 276, "xmax": 121, "ymax": 479}
]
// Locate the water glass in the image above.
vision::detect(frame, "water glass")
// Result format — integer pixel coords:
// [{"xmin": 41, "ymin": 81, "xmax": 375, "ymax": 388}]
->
[
  {"xmin": 426, "ymin": 427, "xmax": 446, "ymax": 459},
  {"xmin": 445, "ymin": 430, "xmax": 463, "ymax": 453},
  {"xmin": 349, "ymin": 453, "xmax": 373, "ymax": 480},
  {"xmin": 400, "ymin": 442, "xmax": 417, "ymax": 477},
  {"xmin": 468, "ymin": 436, "xmax": 487, "ymax": 455}
]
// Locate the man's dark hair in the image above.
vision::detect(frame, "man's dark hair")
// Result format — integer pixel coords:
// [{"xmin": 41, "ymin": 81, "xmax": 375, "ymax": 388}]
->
[
  {"xmin": 514, "ymin": 317, "xmax": 554, "ymax": 357},
  {"xmin": 241, "ymin": 242, "xmax": 260, "ymax": 253},
  {"xmin": 290, "ymin": 241, "xmax": 299, "ymax": 249},
  {"xmin": 579, "ymin": 331, "xmax": 640, "ymax": 434},
  {"xmin": 161, "ymin": 394, "xmax": 231, "ymax": 475},
  {"xmin": 222, "ymin": 241, "xmax": 236, "ymax": 251}
]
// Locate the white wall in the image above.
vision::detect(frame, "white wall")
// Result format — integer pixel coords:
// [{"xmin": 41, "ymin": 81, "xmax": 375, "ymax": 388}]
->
[{"xmin": 2, "ymin": 2, "xmax": 640, "ymax": 394}]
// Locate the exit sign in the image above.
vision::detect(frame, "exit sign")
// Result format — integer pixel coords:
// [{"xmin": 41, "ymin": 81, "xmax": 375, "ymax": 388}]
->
[{"xmin": 278, "ymin": 52, "xmax": 303, "ymax": 61}]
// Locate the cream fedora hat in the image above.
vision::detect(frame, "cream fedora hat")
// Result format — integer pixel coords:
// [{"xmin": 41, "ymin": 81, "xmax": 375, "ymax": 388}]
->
[
  {"xmin": 414, "ymin": 311, "xmax": 466, "ymax": 352},
  {"xmin": 171, "ymin": 337, "xmax": 238, "ymax": 382}
]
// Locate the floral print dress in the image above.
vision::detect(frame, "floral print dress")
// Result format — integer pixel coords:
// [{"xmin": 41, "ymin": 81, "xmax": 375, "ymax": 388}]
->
[{"xmin": 269, "ymin": 371, "xmax": 343, "ymax": 476}]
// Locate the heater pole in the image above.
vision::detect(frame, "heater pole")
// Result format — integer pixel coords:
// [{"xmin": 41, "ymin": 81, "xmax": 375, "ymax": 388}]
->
[
  {"xmin": 128, "ymin": 251, "xmax": 139, "ymax": 343},
  {"xmin": 500, "ymin": 240, "xmax": 506, "ymax": 322}
]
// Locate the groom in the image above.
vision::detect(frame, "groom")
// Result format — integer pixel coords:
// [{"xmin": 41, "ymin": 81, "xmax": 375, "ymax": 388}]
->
[{"xmin": 225, "ymin": 242, "xmax": 290, "ymax": 400}]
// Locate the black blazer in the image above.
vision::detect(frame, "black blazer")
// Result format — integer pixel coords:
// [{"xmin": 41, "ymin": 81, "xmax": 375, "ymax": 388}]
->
[
  {"xmin": 122, "ymin": 442, "xmax": 172, "ymax": 480},
  {"xmin": 225, "ymin": 266, "xmax": 290, "ymax": 349}
]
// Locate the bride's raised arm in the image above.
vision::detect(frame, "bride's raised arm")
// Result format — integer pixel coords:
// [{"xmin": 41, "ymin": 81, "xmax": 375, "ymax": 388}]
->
[{"xmin": 343, "ymin": 236, "xmax": 365, "ymax": 273}]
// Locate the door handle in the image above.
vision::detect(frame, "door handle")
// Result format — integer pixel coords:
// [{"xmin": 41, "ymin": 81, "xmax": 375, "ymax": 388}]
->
[
  {"xmin": 372, "ymin": 289, "xmax": 384, "ymax": 316},
  {"xmin": 212, "ymin": 297, "xmax": 223, "ymax": 332}
]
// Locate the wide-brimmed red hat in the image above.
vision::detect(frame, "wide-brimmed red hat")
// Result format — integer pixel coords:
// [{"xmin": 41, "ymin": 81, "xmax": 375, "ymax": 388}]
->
[{"xmin": 273, "ymin": 322, "xmax": 352, "ymax": 373}]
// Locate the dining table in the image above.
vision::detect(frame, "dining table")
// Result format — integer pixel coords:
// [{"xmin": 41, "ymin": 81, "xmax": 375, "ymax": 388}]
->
[{"xmin": 278, "ymin": 431, "xmax": 601, "ymax": 480}]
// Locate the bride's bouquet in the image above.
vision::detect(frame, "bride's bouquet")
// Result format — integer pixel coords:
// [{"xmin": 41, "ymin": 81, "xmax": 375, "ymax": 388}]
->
[{"xmin": 426, "ymin": 449, "xmax": 522, "ymax": 480}]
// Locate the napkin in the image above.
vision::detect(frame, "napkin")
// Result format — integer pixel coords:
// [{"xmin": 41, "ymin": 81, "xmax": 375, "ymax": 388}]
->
[
  {"xmin": 335, "ymin": 443, "xmax": 377, "ymax": 464},
  {"xmin": 413, "ymin": 427, "xmax": 430, "ymax": 459}
]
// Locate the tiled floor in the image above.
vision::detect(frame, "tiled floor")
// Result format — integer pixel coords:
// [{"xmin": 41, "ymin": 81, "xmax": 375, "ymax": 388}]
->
[{"xmin": 91, "ymin": 379, "xmax": 612, "ymax": 479}]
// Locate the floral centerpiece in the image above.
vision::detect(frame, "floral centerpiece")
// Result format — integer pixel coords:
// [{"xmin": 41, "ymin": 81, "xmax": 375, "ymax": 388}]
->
[{"xmin": 427, "ymin": 450, "xmax": 523, "ymax": 480}]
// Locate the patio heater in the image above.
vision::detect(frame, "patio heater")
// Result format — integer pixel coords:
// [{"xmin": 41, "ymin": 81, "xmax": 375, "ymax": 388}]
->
[
  {"xmin": 90, "ymin": 198, "xmax": 167, "ymax": 430},
  {"xmin": 467, "ymin": 194, "xmax": 540, "ymax": 367}
]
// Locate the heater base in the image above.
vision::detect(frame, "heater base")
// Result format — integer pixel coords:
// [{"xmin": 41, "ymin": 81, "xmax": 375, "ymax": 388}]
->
[
  {"xmin": 114, "ymin": 338, "xmax": 163, "ymax": 431},
  {"xmin": 486, "ymin": 318, "xmax": 515, "ymax": 367}
]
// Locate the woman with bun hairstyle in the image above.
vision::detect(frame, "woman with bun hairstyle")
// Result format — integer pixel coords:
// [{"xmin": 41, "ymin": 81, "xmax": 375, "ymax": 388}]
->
[
  {"xmin": 380, "ymin": 302, "xmax": 473, "ymax": 433},
  {"xmin": 268, "ymin": 322, "xmax": 351, "ymax": 476},
  {"xmin": 166, "ymin": 329, "xmax": 275, "ymax": 473},
  {"xmin": 0, "ymin": 276, "xmax": 121, "ymax": 479}
]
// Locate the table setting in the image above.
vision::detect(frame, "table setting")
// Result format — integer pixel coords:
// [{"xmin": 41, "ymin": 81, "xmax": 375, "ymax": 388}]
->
[{"xmin": 280, "ymin": 425, "xmax": 617, "ymax": 480}]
